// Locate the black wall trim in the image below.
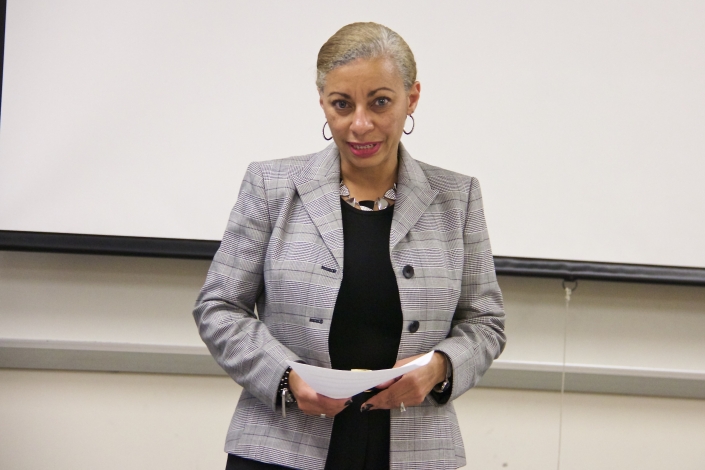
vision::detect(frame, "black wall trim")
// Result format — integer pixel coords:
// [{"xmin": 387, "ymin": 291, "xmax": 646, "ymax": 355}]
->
[
  {"xmin": 0, "ymin": 230, "xmax": 220, "ymax": 260},
  {"xmin": 493, "ymin": 257, "xmax": 705, "ymax": 286},
  {"xmin": 2, "ymin": 230, "xmax": 705, "ymax": 286}
]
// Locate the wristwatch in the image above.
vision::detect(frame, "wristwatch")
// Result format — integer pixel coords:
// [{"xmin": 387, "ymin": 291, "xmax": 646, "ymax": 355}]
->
[{"xmin": 432, "ymin": 352, "xmax": 452, "ymax": 394}]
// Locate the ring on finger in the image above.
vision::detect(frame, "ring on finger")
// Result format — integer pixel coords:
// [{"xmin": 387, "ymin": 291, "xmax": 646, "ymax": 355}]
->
[{"xmin": 400, "ymin": 402, "xmax": 406, "ymax": 413}]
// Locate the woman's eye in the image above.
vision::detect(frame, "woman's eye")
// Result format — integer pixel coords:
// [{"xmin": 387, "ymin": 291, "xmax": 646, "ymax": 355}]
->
[
  {"xmin": 375, "ymin": 97, "xmax": 390, "ymax": 106},
  {"xmin": 333, "ymin": 100, "xmax": 349, "ymax": 109}
]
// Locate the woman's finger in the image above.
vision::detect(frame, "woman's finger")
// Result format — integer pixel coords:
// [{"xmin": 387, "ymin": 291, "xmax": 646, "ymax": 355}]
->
[
  {"xmin": 297, "ymin": 392, "xmax": 352, "ymax": 417},
  {"xmin": 316, "ymin": 394, "xmax": 353, "ymax": 415},
  {"xmin": 374, "ymin": 353, "xmax": 429, "ymax": 390},
  {"xmin": 362, "ymin": 363, "xmax": 437, "ymax": 411},
  {"xmin": 360, "ymin": 387, "xmax": 395, "ymax": 411},
  {"xmin": 288, "ymin": 370, "xmax": 351, "ymax": 416},
  {"xmin": 298, "ymin": 395, "xmax": 352, "ymax": 418},
  {"xmin": 362, "ymin": 376, "xmax": 417, "ymax": 411},
  {"xmin": 374, "ymin": 376, "xmax": 401, "ymax": 390},
  {"xmin": 298, "ymin": 395, "xmax": 350, "ymax": 415}
]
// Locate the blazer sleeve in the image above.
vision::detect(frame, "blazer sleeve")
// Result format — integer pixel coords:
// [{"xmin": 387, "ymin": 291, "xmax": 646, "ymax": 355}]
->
[
  {"xmin": 193, "ymin": 162, "xmax": 300, "ymax": 412},
  {"xmin": 432, "ymin": 176, "xmax": 507, "ymax": 402}
]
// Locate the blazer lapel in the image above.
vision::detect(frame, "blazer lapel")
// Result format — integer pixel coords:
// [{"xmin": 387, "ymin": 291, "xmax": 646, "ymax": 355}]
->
[
  {"xmin": 390, "ymin": 144, "xmax": 439, "ymax": 249},
  {"xmin": 292, "ymin": 143, "xmax": 345, "ymax": 270}
]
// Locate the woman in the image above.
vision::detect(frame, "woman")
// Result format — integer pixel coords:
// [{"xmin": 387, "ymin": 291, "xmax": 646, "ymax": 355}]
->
[{"xmin": 194, "ymin": 22, "xmax": 506, "ymax": 470}]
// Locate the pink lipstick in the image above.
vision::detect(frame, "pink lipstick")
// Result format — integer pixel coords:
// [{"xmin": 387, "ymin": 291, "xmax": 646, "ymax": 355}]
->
[{"xmin": 347, "ymin": 142, "xmax": 381, "ymax": 158}]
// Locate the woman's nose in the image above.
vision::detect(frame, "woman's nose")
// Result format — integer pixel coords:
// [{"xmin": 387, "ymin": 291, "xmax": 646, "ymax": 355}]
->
[{"xmin": 350, "ymin": 108, "xmax": 374, "ymax": 136}]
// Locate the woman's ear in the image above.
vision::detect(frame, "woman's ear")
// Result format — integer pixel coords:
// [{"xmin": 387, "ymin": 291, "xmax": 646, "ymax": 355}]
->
[{"xmin": 407, "ymin": 81, "xmax": 421, "ymax": 114}]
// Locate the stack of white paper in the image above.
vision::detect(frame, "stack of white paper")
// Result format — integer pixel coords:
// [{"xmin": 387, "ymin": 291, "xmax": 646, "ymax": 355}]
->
[{"xmin": 286, "ymin": 351, "xmax": 434, "ymax": 399}]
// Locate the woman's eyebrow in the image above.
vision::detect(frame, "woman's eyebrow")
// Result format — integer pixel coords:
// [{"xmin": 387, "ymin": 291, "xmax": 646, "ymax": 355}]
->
[
  {"xmin": 327, "ymin": 87, "xmax": 396, "ymax": 99},
  {"xmin": 368, "ymin": 87, "xmax": 395, "ymax": 97}
]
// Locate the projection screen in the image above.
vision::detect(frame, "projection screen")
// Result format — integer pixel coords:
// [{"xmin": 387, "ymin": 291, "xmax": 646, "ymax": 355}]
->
[{"xmin": 1, "ymin": 0, "xmax": 704, "ymax": 270}]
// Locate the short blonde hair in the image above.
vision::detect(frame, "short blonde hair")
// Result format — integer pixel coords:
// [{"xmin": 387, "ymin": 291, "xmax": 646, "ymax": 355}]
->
[{"xmin": 316, "ymin": 22, "xmax": 417, "ymax": 91}]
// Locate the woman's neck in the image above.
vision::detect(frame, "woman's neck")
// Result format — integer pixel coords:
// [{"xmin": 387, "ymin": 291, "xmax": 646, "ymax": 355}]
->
[{"xmin": 340, "ymin": 152, "xmax": 399, "ymax": 202}]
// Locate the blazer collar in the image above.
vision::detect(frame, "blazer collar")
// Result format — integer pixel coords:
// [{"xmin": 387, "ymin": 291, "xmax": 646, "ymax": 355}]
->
[
  {"xmin": 292, "ymin": 143, "xmax": 438, "ymax": 269},
  {"xmin": 292, "ymin": 144, "xmax": 344, "ymax": 268},
  {"xmin": 391, "ymin": 144, "xmax": 439, "ymax": 248}
]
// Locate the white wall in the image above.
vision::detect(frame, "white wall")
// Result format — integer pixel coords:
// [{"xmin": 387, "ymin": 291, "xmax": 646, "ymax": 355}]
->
[
  {"xmin": 2, "ymin": 251, "xmax": 705, "ymax": 371},
  {"xmin": 1, "ymin": 250, "xmax": 704, "ymax": 469}
]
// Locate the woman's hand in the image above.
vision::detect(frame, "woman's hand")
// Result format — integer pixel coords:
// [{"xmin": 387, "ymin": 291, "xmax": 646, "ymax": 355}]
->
[
  {"xmin": 288, "ymin": 370, "xmax": 352, "ymax": 417},
  {"xmin": 360, "ymin": 352, "xmax": 448, "ymax": 411}
]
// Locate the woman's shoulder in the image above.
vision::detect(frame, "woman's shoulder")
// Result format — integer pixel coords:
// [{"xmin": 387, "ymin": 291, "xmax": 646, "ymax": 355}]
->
[
  {"xmin": 414, "ymin": 159, "xmax": 479, "ymax": 195},
  {"xmin": 247, "ymin": 152, "xmax": 317, "ymax": 181}
]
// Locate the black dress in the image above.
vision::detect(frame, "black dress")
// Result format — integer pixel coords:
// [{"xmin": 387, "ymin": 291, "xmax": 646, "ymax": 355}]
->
[
  {"xmin": 227, "ymin": 200, "xmax": 402, "ymax": 470},
  {"xmin": 324, "ymin": 200, "xmax": 403, "ymax": 470}
]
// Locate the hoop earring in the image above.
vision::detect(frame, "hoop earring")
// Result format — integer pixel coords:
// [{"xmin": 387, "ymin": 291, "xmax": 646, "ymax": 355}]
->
[
  {"xmin": 403, "ymin": 114, "xmax": 415, "ymax": 135},
  {"xmin": 322, "ymin": 121, "xmax": 333, "ymax": 141}
]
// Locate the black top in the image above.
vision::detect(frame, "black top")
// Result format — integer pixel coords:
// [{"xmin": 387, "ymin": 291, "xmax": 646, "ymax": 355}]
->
[{"xmin": 325, "ymin": 200, "xmax": 403, "ymax": 470}]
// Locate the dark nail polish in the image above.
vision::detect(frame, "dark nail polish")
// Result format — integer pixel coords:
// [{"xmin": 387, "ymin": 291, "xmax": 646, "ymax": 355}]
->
[
  {"xmin": 360, "ymin": 404, "xmax": 372, "ymax": 412},
  {"xmin": 345, "ymin": 399, "xmax": 353, "ymax": 407}
]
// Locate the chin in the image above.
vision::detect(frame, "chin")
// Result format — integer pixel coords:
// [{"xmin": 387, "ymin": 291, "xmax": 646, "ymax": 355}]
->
[{"xmin": 345, "ymin": 153, "xmax": 387, "ymax": 169}]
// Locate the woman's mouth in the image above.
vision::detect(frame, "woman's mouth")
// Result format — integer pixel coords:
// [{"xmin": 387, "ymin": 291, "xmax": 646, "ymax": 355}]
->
[{"xmin": 347, "ymin": 142, "xmax": 382, "ymax": 158}]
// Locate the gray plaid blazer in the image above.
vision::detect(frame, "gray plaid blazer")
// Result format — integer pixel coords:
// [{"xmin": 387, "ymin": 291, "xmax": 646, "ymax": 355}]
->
[{"xmin": 193, "ymin": 143, "xmax": 506, "ymax": 470}]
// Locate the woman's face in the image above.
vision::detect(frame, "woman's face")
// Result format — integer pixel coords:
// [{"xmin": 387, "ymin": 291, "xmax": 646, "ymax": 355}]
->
[{"xmin": 319, "ymin": 57, "xmax": 420, "ymax": 176}]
